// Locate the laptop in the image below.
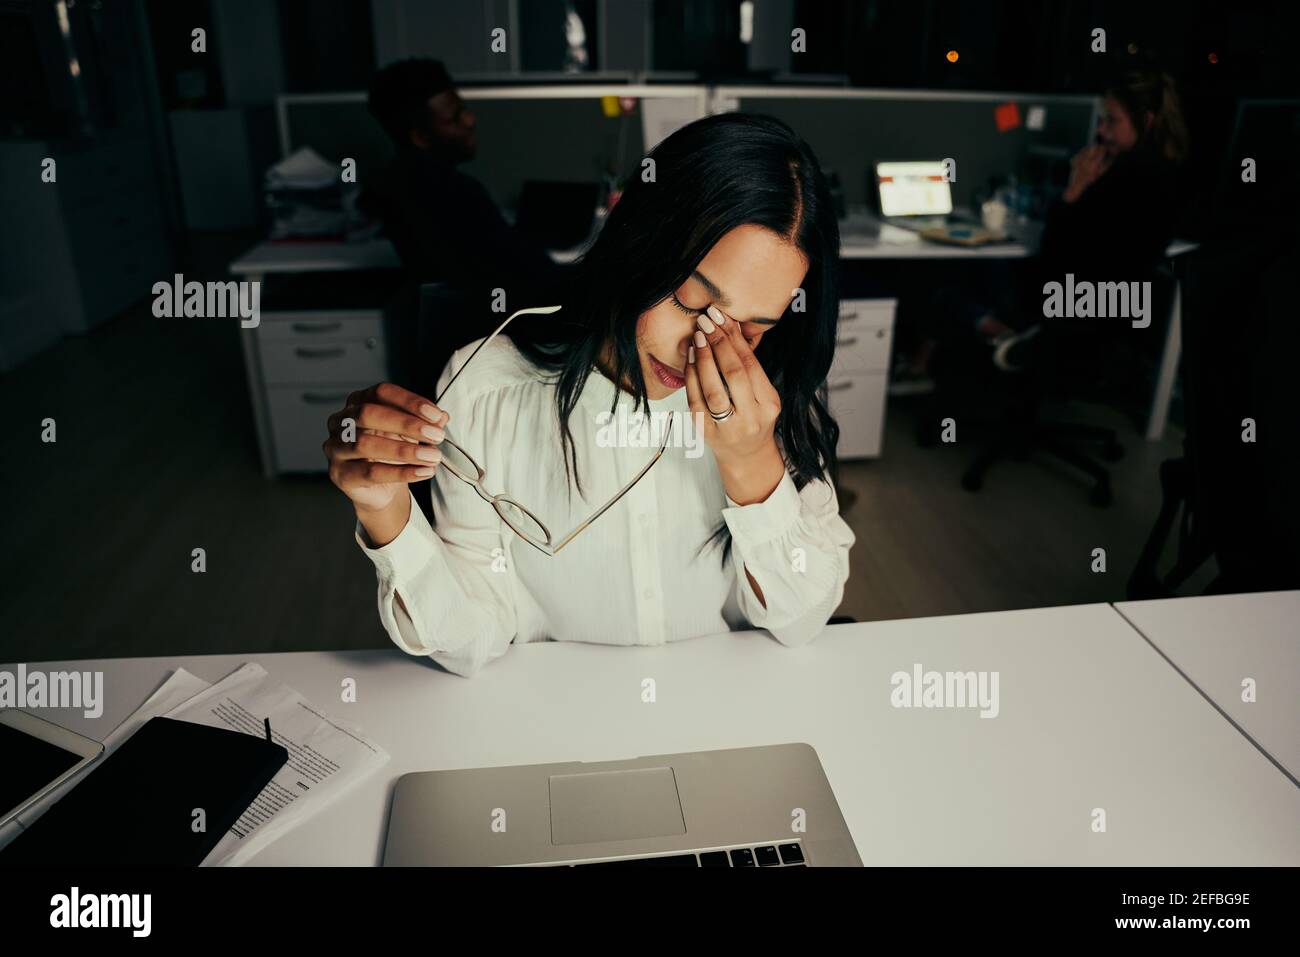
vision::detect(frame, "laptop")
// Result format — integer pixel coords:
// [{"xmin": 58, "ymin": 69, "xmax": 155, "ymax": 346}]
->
[
  {"xmin": 383, "ymin": 743, "xmax": 861, "ymax": 867},
  {"xmin": 513, "ymin": 180, "xmax": 600, "ymax": 251},
  {"xmin": 873, "ymin": 160, "xmax": 977, "ymax": 232}
]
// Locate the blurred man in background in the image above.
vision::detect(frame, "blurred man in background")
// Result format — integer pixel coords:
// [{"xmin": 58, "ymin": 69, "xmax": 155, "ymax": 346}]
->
[{"xmin": 365, "ymin": 58, "xmax": 567, "ymax": 388}]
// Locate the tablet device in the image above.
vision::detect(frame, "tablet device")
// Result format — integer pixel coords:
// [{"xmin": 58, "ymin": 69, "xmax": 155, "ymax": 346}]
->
[
  {"xmin": 0, "ymin": 716, "xmax": 288, "ymax": 867},
  {"xmin": 0, "ymin": 710, "xmax": 103, "ymax": 826}
]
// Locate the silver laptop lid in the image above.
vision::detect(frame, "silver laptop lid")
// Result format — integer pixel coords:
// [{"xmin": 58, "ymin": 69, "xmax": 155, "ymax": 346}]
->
[{"xmin": 383, "ymin": 743, "xmax": 860, "ymax": 867}]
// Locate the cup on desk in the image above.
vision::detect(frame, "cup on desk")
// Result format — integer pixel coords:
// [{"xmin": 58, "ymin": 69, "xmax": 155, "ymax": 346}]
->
[{"xmin": 980, "ymin": 199, "xmax": 1009, "ymax": 235}]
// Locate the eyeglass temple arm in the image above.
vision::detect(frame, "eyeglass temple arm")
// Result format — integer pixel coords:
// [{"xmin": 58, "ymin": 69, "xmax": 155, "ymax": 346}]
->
[
  {"xmin": 550, "ymin": 411, "xmax": 676, "ymax": 554},
  {"xmin": 433, "ymin": 305, "xmax": 563, "ymax": 404}
]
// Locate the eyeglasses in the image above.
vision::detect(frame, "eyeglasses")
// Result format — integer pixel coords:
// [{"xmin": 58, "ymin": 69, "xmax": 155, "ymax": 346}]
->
[{"xmin": 433, "ymin": 305, "xmax": 676, "ymax": 556}]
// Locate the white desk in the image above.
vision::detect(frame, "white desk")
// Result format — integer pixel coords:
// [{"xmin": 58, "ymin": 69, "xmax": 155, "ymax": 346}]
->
[
  {"xmin": 229, "ymin": 231, "xmax": 590, "ymax": 275},
  {"xmin": 1115, "ymin": 591, "xmax": 1300, "ymax": 783},
  {"xmin": 11, "ymin": 601, "xmax": 1297, "ymax": 865}
]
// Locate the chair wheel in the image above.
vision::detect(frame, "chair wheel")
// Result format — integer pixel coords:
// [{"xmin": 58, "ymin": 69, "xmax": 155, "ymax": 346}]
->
[
  {"xmin": 1089, "ymin": 483, "xmax": 1113, "ymax": 507},
  {"xmin": 961, "ymin": 471, "xmax": 983, "ymax": 492},
  {"xmin": 1100, "ymin": 440, "xmax": 1125, "ymax": 462}
]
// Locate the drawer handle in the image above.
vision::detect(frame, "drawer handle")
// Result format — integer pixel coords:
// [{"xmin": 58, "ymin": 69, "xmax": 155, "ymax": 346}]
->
[
  {"xmin": 295, "ymin": 346, "xmax": 346, "ymax": 359},
  {"xmin": 291, "ymin": 321, "xmax": 343, "ymax": 334},
  {"xmin": 876, "ymin": 329, "xmax": 887, "ymax": 338},
  {"xmin": 839, "ymin": 311, "xmax": 859, "ymax": 320},
  {"xmin": 827, "ymin": 380, "xmax": 854, "ymax": 392},
  {"xmin": 837, "ymin": 336, "xmax": 858, "ymax": 347},
  {"xmin": 301, "ymin": 391, "xmax": 350, "ymax": 405}
]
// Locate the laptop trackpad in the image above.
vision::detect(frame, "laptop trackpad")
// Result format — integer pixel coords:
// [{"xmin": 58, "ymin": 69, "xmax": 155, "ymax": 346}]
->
[{"xmin": 549, "ymin": 767, "xmax": 686, "ymax": 845}]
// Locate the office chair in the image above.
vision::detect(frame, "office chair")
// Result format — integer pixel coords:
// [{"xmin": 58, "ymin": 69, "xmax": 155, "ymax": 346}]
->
[
  {"xmin": 928, "ymin": 269, "xmax": 1175, "ymax": 507},
  {"xmin": 1128, "ymin": 235, "xmax": 1300, "ymax": 598}
]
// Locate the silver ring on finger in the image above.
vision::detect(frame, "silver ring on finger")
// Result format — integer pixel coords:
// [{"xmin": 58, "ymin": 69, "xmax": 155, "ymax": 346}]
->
[{"xmin": 708, "ymin": 404, "xmax": 736, "ymax": 422}]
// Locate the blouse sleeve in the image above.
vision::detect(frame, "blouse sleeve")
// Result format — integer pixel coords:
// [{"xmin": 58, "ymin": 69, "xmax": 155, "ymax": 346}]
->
[
  {"xmin": 720, "ymin": 470, "xmax": 856, "ymax": 647},
  {"xmin": 353, "ymin": 381, "xmax": 519, "ymax": 677}
]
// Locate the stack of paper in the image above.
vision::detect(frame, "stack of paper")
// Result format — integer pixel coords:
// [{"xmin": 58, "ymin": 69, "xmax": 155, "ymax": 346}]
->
[
  {"xmin": 2, "ymin": 663, "xmax": 389, "ymax": 866},
  {"xmin": 265, "ymin": 147, "xmax": 363, "ymax": 240}
]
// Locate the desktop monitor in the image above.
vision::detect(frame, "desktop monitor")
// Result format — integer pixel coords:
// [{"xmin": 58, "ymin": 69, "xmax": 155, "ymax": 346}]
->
[{"xmin": 874, "ymin": 160, "xmax": 954, "ymax": 217}]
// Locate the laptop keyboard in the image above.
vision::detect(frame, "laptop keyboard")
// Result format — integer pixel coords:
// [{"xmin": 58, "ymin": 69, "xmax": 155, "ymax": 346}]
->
[{"xmin": 552, "ymin": 842, "xmax": 807, "ymax": 867}]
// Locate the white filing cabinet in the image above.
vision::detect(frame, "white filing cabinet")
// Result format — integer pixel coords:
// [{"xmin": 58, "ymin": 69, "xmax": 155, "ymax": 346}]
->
[
  {"xmin": 255, "ymin": 310, "xmax": 388, "ymax": 473},
  {"xmin": 825, "ymin": 298, "xmax": 896, "ymax": 459},
  {"xmin": 230, "ymin": 241, "xmax": 403, "ymax": 475}
]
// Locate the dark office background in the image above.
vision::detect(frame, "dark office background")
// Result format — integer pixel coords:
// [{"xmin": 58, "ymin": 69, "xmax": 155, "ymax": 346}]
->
[{"xmin": 1, "ymin": 0, "xmax": 1296, "ymax": 662}]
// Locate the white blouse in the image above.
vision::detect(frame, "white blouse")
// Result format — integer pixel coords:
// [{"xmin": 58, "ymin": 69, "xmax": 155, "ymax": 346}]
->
[{"xmin": 354, "ymin": 336, "xmax": 856, "ymax": 676}]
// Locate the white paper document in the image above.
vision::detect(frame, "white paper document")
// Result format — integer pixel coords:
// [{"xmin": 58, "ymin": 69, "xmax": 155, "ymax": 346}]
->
[{"xmin": 165, "ymin": 663, "xmax": 389, "ymax": 866}]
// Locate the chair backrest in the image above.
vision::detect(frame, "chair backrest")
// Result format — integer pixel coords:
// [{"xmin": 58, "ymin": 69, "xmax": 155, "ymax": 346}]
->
[{"xmin": 416, "ymin": 283, "xmax": 475, "ymax": 397}]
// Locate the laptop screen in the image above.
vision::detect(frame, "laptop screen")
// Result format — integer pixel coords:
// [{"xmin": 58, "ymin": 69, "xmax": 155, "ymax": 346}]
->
[{"xmin": 875, "ymin": 161, "xmax": 954, "ymax": 217}]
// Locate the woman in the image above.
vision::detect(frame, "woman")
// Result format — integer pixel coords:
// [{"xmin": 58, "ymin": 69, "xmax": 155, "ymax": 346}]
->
[
  {"xmin": 986, "ymin": 65, "xmax": 1188, "ymax": 367},
  {"xmin": 323, "ymin": 113, "xmax": 855, "ymax": 676},
  {"xmin": 900, "ymin": 66, "xmax": 1189, "ymax": 379}
]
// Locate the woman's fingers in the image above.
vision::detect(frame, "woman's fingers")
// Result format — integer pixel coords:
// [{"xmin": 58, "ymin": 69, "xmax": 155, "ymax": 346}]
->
[
  {"xmin": 690, "ymin": 328, "xmax": 736, "ymax": 414},
  {"xmin": 329, "ymin": 400, "xmax": 446, "ymax": 445},
  {"xmin": 334, "ymin": 459, "xmax": 439, "ymax": 486},
  {"xmin": 707, "ymin": 305, "xmax": 780, "ymax": 407},
  {"xmin": 363, "ymin": 382, "xmax": 449, "ymax": 427},
  {"xmin": 327, "ymin": 382, "xmax": 448, "ymax": 440},
  {"xmin": 327, "ymin": 432, "xmax": 443, "ymax": 467},
  {"xmin": 692, "ymin": 310, "xmax": 754, "ymax": 411}
]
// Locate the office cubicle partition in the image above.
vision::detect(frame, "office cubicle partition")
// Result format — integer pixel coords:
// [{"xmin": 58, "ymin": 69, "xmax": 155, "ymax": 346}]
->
[
  {"xmin": 277, "ymin": 86, "xmax": 707, "ymax": 210},
  {"xmin": 715, "ymin": 87, "xmax": 1096, "ymax": 208},
  {"xmin": 275, "ymin": 85, "xmax": 1097, "ymax": 212}
]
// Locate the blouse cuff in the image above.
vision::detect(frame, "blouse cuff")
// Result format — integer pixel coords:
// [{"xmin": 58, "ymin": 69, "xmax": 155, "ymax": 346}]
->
[
  {"xmin": 720, "ymin": 470, "xmax": 803, "ymax": 548},
  {"xmin": 353, "ymin": 490, "xmax": 440, "ymax": 582}
]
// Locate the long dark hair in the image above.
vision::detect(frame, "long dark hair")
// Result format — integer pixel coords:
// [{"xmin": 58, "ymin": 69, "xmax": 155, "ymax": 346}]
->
[
  {"xmin": 1105, "ymin": 67, "xmax": 1189, "ymax": 166},
  {"xmin": 508, "ymin": 111, "xmax": 842, "ymax": 565}
]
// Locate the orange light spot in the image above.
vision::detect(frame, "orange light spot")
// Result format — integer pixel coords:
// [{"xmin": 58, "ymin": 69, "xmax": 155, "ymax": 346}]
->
[
  {"xmin": 946, "ymin": 50, "xmax": 959, "ymax": 63},
  {"xmin": 1208, "ymin": 52, "xmax": 1219, "ymax": 64}
]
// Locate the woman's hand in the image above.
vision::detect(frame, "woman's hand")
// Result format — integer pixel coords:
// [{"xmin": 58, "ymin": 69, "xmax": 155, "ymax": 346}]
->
[
  {"xmin": 323, "ymin": 382, "xmax": 450, "ymax": 515},
  {"xmin": 1063, "ymin": 143, "xmax": 1112, "ymax": 203},
  {"xmin": 684, "ymin": 304, "xmax": 786, "ymax": 506}
]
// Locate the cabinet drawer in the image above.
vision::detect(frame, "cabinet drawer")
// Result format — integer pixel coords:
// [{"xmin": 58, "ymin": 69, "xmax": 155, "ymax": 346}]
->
[
  {"xmin": 256, "ymin": 311, "xmax": 385, "ymax": 342},
  {"xmin": 260, "ymin": 336, "xmax": 386, "ymax": 385},
  {"xmin": 838, "ymin": 298, "xmax": 896, "ymax": 323},
  {"xmin": 267, "ymin": 386, "xmax": 356, "ymax": 472},
  {"xmin": 831, "ymin": 321, "xmax": 893, "ymax": 375},
  {"xmin": 825, "ymin": 371, "xmax": 887, "ymax": 459}
]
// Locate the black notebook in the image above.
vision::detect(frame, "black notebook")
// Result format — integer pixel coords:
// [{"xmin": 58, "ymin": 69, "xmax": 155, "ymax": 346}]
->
[{"xmin": 0, "ymin": 716, "xmax": 287, "ymax": 867}]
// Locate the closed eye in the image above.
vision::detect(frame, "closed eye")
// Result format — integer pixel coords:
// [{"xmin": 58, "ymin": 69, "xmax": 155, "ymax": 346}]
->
[{"xmin": 670, "ymin": 292, "xmax": 704, "ymax": 316}]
